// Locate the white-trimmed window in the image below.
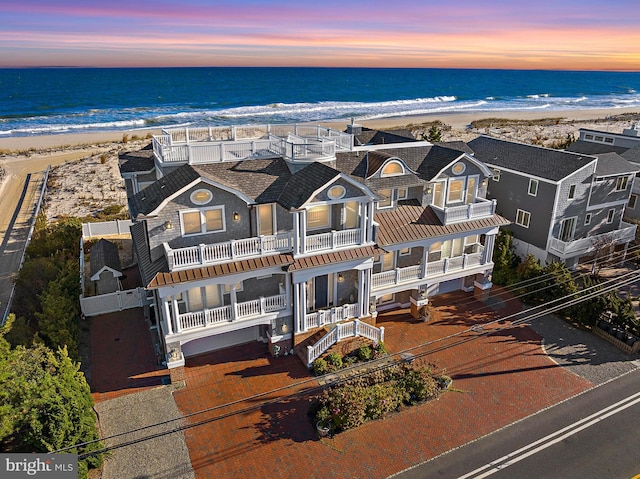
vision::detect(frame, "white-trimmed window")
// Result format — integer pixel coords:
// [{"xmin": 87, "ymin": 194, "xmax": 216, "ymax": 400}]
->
[
  {"xmin": 605, "ymin": 137, "xmax": 614, "ymax": 144},
  {"xmin": 528, "ymin": 179, "xmax": 539, "ymax": 196},
  {"xmin": 629, "ymin": 194, "xmax": 638, "ymax": 209},
  {"xmin": 452, "ymin": 162, "xmax": 466, "ymax": 175},
  {"xmin": 377, "ymin": 189, "xmax": 393, "ymax": 209},
  {"xmin": 568, "ymin": 184, "xmax": 576, "ymax": 200},
  {"xmin": 492, "ymin": 169, "xmax": 501, "ymax": 181},
  {"xmin": 257, "ymin": 204, "xmax": 275, "ymax": 236},
  {"xmin": 399, "ymin": 247, "xmax": 411, "ymax": 256},
  {"xmin": 327, "ymin": 185, "xmax": 346, "ymax": 200},
  {"xmin": 606, "ymin": 209, "xmax": 615, "ymax": 224},
  {"xmin": 381, "ymin": 161, "xmax": 404, "ymax": 177},
  {"xmin": 515, "ymin": 209, "xmax": 531, "ymax": 228},
  {"xmin": 397, "ymin": 187, "xmax": 408, "ymax": 200},
  {"xmin": 181, "ymin": 206, "xmax": 225, "ymax": 236},
  {"xmin": 615, "ymin": 176, "xmax": 629, "ymax": 191},
  {"xmin": 447, "ymin": 179, "xmax": 465, "ymax": 203},
  {"xmin": 584, "ymin": 213, "xmax": 592, "ymax": 226},
  {"xmin": 307, "ymin": 205, "xmax": 330, "ymax": 230},
  {"xmin": 585, "ymin": 134, "xmax": 594, "ymax": 140}
]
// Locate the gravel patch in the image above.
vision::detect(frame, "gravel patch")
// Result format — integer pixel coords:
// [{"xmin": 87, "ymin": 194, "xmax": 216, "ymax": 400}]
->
[
  {"xmin": 527, "ymin": 314, "xmax": 639, "ymax": 385},
  {"xmin": 95, "ymin": 387, "xmax": 194, "ymax": 479}
]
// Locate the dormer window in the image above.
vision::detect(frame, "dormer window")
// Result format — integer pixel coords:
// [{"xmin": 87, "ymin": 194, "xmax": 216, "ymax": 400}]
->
[
  {"xmin": 381, "ymin": 161, "xmax": 405, "ymax": 177},
  {"xmin": 615, "ymin": 176, "xmax": 629, "ymax": 191},
  {"xmin": 191, "ymin": 189, "xmax": 213, "ymax": 205},
  {"xmin": 447, "ymin": 179, "xmax": 465, "ymax": 203}
]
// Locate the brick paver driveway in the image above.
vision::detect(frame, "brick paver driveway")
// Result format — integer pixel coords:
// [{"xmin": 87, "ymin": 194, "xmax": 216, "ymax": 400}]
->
[{"xmin": 173, "ymin": 291, "xmax": 593, "ymax": 479}]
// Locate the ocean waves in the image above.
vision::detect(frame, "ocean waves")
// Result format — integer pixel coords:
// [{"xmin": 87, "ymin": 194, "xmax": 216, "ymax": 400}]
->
[{"xmin": 1, "ymin": 67, "xmax": 640, "ymax": 137}]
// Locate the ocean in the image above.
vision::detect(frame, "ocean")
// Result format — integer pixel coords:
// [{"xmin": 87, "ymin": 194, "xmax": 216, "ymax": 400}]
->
[{"xmin": 1, "ymin": 67, "xmax": 640, "ymax": 137}]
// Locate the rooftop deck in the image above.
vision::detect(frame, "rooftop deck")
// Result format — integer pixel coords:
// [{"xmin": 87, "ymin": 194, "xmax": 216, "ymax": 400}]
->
[{"xmin": 152, "ymin": 124, "xmax": 354, "ymax": 166}]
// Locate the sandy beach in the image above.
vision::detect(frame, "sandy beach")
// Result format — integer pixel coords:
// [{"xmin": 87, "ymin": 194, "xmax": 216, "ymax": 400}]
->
[{"xmin": 0, "ymin": 107, "xmax": 639, "ymax": 236}]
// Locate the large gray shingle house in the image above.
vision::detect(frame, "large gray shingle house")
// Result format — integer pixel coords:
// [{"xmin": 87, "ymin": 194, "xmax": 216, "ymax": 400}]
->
[
  {"xmin": 567, "ymin": 123, "xmax": 640, "ymax": 221},
  {"xmin": 468, "ymin": 135, "xmax": 637, "ymax": 269},
  {"xmin": 120, "ymin": 124, "xmax": 508, "ymax": 382}
]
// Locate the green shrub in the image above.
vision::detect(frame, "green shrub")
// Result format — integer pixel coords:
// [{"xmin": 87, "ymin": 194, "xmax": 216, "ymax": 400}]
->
[
  {"xmin": 326, "ymin": 352, "xmax": 343, "ymax": 370},
  {"xmin": 374, "ymin": 342, "xmax": 387, "ymax": 357},
  {"xmin": 312, "ymin": 358, "xmax": 328, "ymax": 375},
  {"xmin": 357, "ymin": 345, "xmax": 372, "ymax": 361}
]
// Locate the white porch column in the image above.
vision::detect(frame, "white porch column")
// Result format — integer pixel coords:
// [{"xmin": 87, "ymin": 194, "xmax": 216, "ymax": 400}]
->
[
  {"xmin": 300, "ymin": 281, "xmax": 308, "ymax": 331},
  {"xmin": 172, "ymin": 297, "xmax": 182, "ymax": 333},
  {"xmin": 294, "ymin": 282, "xmax": 301, "ymax": 334},
  {"xmin": 483, "ymin": 234, "xmax": 496, "ymax": 264},
  {"xmin": 163, "ymin": 299, "xmax": 173, "ymax": 335},
  {"xmin": 366, "ymin": 202, "xmax": 374, "ymax": 243},
  {"xmin": 300, "ymin": 210, "xmax": 307, "ymax": 254},
  {"xmin": 358, "ymin": 269, "xmax": 366, "ymax": 317},
  {"xmin": 421, "ymin": 246, "xmax": 429, "ymax": 278},
  {"xmin": 230, "ymin": 286, "xmax": 238, "ymax": 321},
  {"xmin": 293, "ymin": 211, "xmax": 300, "ymax": 255},
  {"xmin": 359, "ymin": 201, "xmax": 367, "ymax": 244}
]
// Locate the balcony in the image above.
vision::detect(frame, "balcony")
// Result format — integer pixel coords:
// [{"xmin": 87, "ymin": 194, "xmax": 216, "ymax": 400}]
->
[
  {"xmin": 152, "ymin": 124, "xmax": 353, "ymax": 167},
  {"xmin": 164, "ymin": 233, "xmax": 292, "ymax": 270},
  {"xmin": 304, "ymin": 228, "xmax": 362, "ymax": 254},
  {"xmin": 548, "ymin": 221, "xmax": 637, "ymax": 258},
  {"xmin": 176, "ymin": 293, "xmax": 288, "ymax": 332},
  {"xmin": 432, "ymin": 198, "xmax": 497, "ymax": 225},
  {"xmin": 371, "ymin": 250, "xmax": 486, "ymax": 291}
]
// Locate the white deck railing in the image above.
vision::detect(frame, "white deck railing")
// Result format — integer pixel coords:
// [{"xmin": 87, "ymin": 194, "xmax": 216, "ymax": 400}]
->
[
  {"xmin": 432, "ymin": 198, "xmax": 497, "ymax": 225},
  {"xmin": 304, "ymin": 228, "xmax": 361, "ymax": 253},
  {"xmin": 305, "ymin": 303, "xmax": 359, "ymax": 330},
  {"xmin": 306, "ymin": 319, "xmax": 385, "ymax": 367},
  {"xmin": 165, "ymin": 233, "xmax": 292, "ymax": 270},
  {"xmin": 176, "ymin": 293, "xmax": 288, "ymax": 332},
  {"xmin": 371, "ymin": 251, "xmax": 486, "ymax": 291},
  {"xmin": 152, "ymin": 124, "xmax": 352, "ymax": 166},
  {"xmin": 548, "ymin": 222, "xmax": 636, "ymax": 257}
]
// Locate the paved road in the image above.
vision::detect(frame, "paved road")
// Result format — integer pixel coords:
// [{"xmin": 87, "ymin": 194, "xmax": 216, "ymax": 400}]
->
[
  {"xmin": 391, "ymin": 368, "xmax": 640, "ymax": 479},
  {"xmin": 0, "ymin": 171, "xmax": 46, "ymax": 321}
]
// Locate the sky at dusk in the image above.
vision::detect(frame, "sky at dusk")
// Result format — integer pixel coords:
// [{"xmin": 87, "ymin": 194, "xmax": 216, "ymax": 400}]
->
[{"xmin": 2, "ymin": 0, "xmax": 640, "ymax": 70}]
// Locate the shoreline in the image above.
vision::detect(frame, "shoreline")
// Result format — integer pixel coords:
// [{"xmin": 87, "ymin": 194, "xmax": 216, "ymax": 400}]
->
[{"xmin": 0, "ymin": 107, "xmax": 638, "ymax": 152}]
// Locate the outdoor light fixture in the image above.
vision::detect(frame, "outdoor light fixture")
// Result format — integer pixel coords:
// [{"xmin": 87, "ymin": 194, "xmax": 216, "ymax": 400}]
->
[
  {"xmin": 233, "ymin": 211, "xmax": 240, "ymax": 221},
  {"xmin": 164, "ymin": 220, "xmax": 173, "ymax": 230},
  {"xmin": 338, "ymin": 273, "xmax": 345, "ymax": 283},
  {"xmin": 281, "ymin": 323, "xmax": 289, "ymax": 333}
]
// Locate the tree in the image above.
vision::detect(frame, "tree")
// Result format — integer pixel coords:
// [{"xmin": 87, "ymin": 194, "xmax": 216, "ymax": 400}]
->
[
  {"xmin": 0, "ymin": 316, "xmax": 102, "ymax": 478},
  {"xmin": 491, "ymin": 229, "xmax": 520, "ymax": 285},
  {"xmin": 426, "ymin": 125, "xmax": 442, "ymax": 143}
]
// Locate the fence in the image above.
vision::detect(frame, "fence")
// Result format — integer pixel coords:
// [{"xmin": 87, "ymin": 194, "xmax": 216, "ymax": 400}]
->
[
  {"xmin": 82, "ymin": 219, "xmax": 133, "ymax": 239},
  {"xmin": 80, "ymin": 287, "xmax": 151, "ymax": 316}
]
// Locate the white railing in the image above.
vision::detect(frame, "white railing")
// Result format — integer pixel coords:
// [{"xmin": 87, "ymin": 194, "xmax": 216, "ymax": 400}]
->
[
  {"xmin": 304, "ymin": 228, "xmax": 361, "ymax": 253},
  {"xmin": 306, "ymin": 319, "xmax": 385, "ymax": 367},
  {"xmin": 304, "ymin": 303, "xmax": 359, "ymax": 329},
  {"xmin": 176, "ymin": 293, "xmax": 288, "ymax": 332},
  {"xmin": 152, "ymin": 123, "xmax": 353, "ymax": 166},
  {"xmin": 548, "ymin": 222, "xmax": 637, "ymax": 257},
  {"xmin": 372, "ymin": 251, "xmax": 486, "ymax": 291},
  {"xmin": 82, "ymin": 220, "xmax": 133, "ymax": 239},
  {"xmin": 165, "ymin": 233, "xmax": 292, "ymax": 270},
  {"xmin": 432, "ymin": 198, "xmax": 497, "ymax": 225},
  {"xmin": 80, "ymin": 287, "xmax": 151, "ymax": 316}
]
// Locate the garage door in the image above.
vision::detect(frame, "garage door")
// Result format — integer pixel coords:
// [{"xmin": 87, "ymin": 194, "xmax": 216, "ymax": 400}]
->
[
  {"xmin": 436, "ymin": 278, "xmax": 462, "ymax": 295},
  {"xmin": 182, "ymin": 326, "xmax": 259, "ymax": 357}
]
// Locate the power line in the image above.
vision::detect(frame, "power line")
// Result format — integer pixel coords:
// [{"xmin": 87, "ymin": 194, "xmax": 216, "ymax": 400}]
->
[{"xmin": 63, "ymin": 263, "xmax": 640, "ymax": 459}]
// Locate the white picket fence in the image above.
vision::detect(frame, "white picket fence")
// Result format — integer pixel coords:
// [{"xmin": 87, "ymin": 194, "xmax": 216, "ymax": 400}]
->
[{"xmin": 80, "ymin": 287, "xmax": 151, "ymax": 316}]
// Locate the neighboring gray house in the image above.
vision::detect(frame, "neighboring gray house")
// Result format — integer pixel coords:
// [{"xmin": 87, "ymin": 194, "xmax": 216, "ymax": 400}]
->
[
  {"xmin": 567, "ymin": 123, "xmax": 640, "ymax": 220},
  {"xmin": 120, "ymin": 124, "xmax": 508, "ymax": 383},
  {"xmin": 469, "ymin": 136, "xmax": 637, "ymax": 269},
  {"xmin": 89, "ymin": 238, "xmax": 122, "ymax": 294}
]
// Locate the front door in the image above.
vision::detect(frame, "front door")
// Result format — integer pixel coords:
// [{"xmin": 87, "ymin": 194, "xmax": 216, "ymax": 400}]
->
[{"xmin": 314, "ymin": 275, "xmax": 329, "ymax": 309}]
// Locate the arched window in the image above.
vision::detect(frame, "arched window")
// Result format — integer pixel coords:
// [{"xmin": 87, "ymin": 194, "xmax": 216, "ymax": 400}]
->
[
  {"xmin": 381, "ymin": 161, "xmax": 404, "ymax": 177},
  {"xmin": 190, "ymin": 189, "xmax": 213, "ymax": 205}
]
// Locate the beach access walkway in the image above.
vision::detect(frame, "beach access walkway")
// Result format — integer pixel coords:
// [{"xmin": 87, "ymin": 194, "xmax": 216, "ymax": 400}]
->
[{"xmin": 0, "ymin": 169, "xmax": 47, "ymax": 323}]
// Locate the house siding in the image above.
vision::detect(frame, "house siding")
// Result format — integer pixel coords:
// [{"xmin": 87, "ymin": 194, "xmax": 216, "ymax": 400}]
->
[{"xmin": 487, "ymin": 170, "xmax": 554, "ymax": 250}]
